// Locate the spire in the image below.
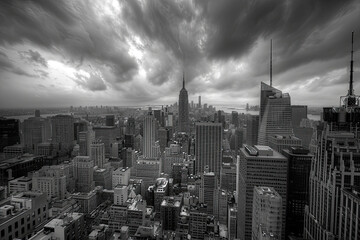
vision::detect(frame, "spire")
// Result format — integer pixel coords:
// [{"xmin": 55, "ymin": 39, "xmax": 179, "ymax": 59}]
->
[
  {"xmin": 182, "ymin": 71, "xmax": 185, "ymax": 89},
  {"xmin": 349, "ymin": 31, "xmax": 354, "ymax": 96},
  {"xmin": 270, "ymin": 39, "xmax": 273, "ymax": 87}
]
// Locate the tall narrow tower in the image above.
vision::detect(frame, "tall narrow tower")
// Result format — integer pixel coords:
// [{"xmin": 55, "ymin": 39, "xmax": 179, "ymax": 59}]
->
[{"xmin": 178, "ymin": 73, "xmax": 189, "ymax": 133}]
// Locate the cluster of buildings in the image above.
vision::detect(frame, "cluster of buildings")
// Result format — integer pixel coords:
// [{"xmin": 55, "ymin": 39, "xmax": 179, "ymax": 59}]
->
[{"xmin": 0, "ymin": 36, "xmax": 359, "ymax": 240}]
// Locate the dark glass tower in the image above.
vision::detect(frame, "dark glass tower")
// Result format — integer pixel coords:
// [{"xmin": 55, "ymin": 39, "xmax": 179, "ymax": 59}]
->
[{"xmin": 178, "ymin": 74, "xmax": 189, "ymax": 133}]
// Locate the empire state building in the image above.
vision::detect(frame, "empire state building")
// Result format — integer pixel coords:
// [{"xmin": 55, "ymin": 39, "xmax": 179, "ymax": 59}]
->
[{"xmin": 178, "ymin": 74, "xmax": 189, "ymax": 133}]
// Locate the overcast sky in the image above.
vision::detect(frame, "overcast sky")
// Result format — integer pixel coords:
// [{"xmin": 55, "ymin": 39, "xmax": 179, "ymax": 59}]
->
[{"xmin": 0, "ymin": 0, "xmax": 359, "ymax": 108}]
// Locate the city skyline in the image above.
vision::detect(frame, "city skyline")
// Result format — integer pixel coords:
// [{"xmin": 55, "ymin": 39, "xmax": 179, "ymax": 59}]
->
[{"xmin": 0, "ymin": 0, "xmax": 360, "ymax": 109}]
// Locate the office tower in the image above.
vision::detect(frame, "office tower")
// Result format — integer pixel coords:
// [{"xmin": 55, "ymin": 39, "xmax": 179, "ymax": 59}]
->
[
  {"xmin": 282, "ymin": 147, "xmax": 313, "ymax": 237},
  {"xmin": 268, "ymin": 134, "xmax": 302, "ymax": 153},
  {"xmin": 195, "ymin": 122, "xmax": 222, "ymax": 176},
  {"xmin": 252, "ymin": 186, "xmax": 282, "ymax": 240},
  {"xmin": 338, "ymin": 187, "xmax": 360, "ymax": 240},
  {"xmin": 238, "ymin": 145, "xmax": 288, "ymax": 240},
  {"xmin": 163, "ymin": 143, "xmax": 184, "ymax": 175},
  {"xmin": 23, "ymin": 117, "xmax": 51, "ymax": 153},
  {"xmin": 0, "ymin": 192, "xmax": 48, "ymax": 240},
  {"xmin": 70, "ymin": 191, "xmax": 97, "ymax": 213},
  {"xmin": 51, "ymin": 115, "xmax": 75, "ymax": 152},
  {"xmin": 230, "ymin": 128, "xmax": 244, "ymax": 152},
  {"xmin": 32, "ymin": 166, "xmax": 67, "ymax": 200},
  {"xmin": 200, "ymin": 172, "xmax": 217, "ymax": 215},
  {"xmin": 291, "ymin": 105, "xmax": 307, "ymax": 127},
  {"xmin": 158, "ymin": 127, "xmax": 170, "ymax": 152},
  {"xmin": 160, "ymin": 196, "xmax": 182, "ymax": 231},
  {"xmin": 258, "ymin": 82, "xmax": 293, "ymax": 145},
  {"xmin": 3, "ymin": 144, "xmax": 24, "ymax": 158},
  {"xmin": 112, "ymin": 167, "xmax": 131, "ymax": 188},
  {"xmin": 198, "ymin": 96, "xmax": 201, "ymax": 109},
  {"xmin": 90, "ymin": 141, "xmax": 105, "ymax": 168},
  {"xmin": 231, "ymin": 111, "xmax": 239, "ymax": 127},
  {"xmin": 220, "ymin": 162, "xmax": 236, "ymax": 192},
  {"xmin": 189, "ymin": 205, "xmax": 208, "ymax": 239},
  {"xmin": 216, "ymin": 189, "xmax": 228, "ymax": 225},
  {"xmin": 304, "ymin": 33, "xmax": 360, "ymax": 239},
  {"xmin": 246, "ymin": 115, "xmax": 259, "ymax": 146},
  {"xmin": 73, "ymin": 156, "xmax": 95, "ymax": 192},
  {"xmin": 93, "ymin": 125, "xmax": 118, "ymax": 156},
  {"xmin": 78, "ymin": 129, "xmax": 95, "ymax": 156},
  {"xmin": 178, "ymin": 74, "xmax": 189, "ymax": 133},
  {"xmin": 114, "ymin": 185, "xmax": 128, "ymax": 205},
  {"xmin": 154, "ymin": 109, "xmax": 165, "ymax": 127},
  {"xmin": 0, "ymin": 118, "xmax": 20, "ymax": 152},
  {"xmin": 143, "ymin": 113, "xmax": 159, "ymax": 159},
  {"xmin": 106, "ymin": 115, "xmax": 115, "ymax": 126}
]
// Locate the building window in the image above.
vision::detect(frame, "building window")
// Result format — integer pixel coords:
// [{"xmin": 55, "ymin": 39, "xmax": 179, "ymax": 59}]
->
[
  {"xmin": 21, "ymin": 218, "xmax": 24, "ymax": 225},
  {"xmin": 1, "ymin": 229, "xmax": 4, "ymax": 237},
  {"xmin": 8, "ymin": 225, "xmax": 12, "ymax": 232},
  {"xmin": 15, "ymin": 221, "xmax": 18, "ymax": 229}
]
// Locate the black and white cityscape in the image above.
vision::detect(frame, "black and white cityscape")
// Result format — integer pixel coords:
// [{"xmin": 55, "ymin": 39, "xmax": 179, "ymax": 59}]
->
[{"xmin": 0, "ymin": 1, "xmax": 360, "ymax": 240}]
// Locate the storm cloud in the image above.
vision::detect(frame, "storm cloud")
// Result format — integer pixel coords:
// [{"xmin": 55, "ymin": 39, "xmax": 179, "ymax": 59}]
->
[{"xmin": 0, "ymin": 0, "xmax": 359, "ymax": 108}]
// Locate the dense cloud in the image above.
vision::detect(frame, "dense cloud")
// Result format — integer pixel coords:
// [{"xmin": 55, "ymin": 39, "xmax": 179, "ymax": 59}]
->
[{"xmin": 0, "ymin": 0, "xmax": 359, "ymax": 108}]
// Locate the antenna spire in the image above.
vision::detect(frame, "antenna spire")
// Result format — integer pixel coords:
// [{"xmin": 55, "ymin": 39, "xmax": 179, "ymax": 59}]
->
[
  {"xmin": 270, "ymin": 39, "xmax": 273, "ymax": 87},
  {"xmin": 183, "ymin": 71, "xmax": 185, "ymax": 89},
  {"xmin": 349, "ymin": 31, "xmax": 354, "ymax": 95}
]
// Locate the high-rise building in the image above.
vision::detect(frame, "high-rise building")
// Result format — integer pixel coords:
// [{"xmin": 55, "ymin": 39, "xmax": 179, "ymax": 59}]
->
[
  {"xmin": 23, "ymin": 117, "xmax": 51, "ymax": 153},
  {"xmin": 114, "ymin": 185, "xmax": 128, "ymax": 205},
  {"xmin": 291, "ymin": 105, "xmax": 307, "ymax": 128},
  {"xmin": 0, "ymin": 118, "xmax": 20, "ymax": 152},
  {"xmin": 163, "ymin": 144, "xmax": 184, "ymax": 175},
  {"xmin": 51, "ymin": 115, "xmax": 75, "ymax": 152},
  {"xmin": 246, "ymin": 115, "xmax": 259, "ymax": 146},
  {"xmin": 258, "ymin": 82, "xmax": 293, "ymax": 145},
  {"xmin": 126, "ymin": 117, "xmax": 136, "ymax": 135},
  {"xmin": 238, "ymin": 145, "xmax": 288, "ymax": 240},
  {"xmin": 220, "ymin": 162, "xmax": 236, "ymax": 192},
  {"xmin": 160, "ymin": 196, "xmax": 182, "ymax": 231},
  {"xmin": 73, "ymin": 156, "xmax": 95, "ymax": 193},
  {"xmin": 178, "ymin": 75, "xmax": 189, "ymax": 133},
  {"xmin": 338, "ymin": 187, "xmax": 360, "ymax": 240},
  {"xmin": 195, "ymin": 122, "xmax": 222, "ymax": 176},
  {"xmin": 200, "ymin": 172, "xmax": 217, "ymax": 215},
  {"xmin": 78, "ymin": 129, "xmax": 95, "ymax": 156},
  {"xmin": 93, "ymin": 125, "xmax": 118, "ymax": 157},
  {"xmin": 252, "ymin": 186, "xmax": 282, "ymax": 240},
  {"xmin": 143, "ymin": 113, "xmax": 159, "ymax": 159},
  {"xmin": 32, "ymin": 166, "xmax": 67, "ymax": 200},
  {"xmin": 198, "ymin": 96, "xmax": 201, "ymax": 109},
  {"xmin": 90, "ymin": 140, "xmax": 105, "ymax": 168},
  {"xmin": 282, "ymin": 147, "xmax": 313, "ymax": 238},
  {"xmin": 304, "ymin": 33, "xmax": 360, "ymax": 239}
]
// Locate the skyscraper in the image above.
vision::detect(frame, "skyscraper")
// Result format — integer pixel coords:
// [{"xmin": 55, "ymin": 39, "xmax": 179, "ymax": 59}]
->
[
  {"xmin": 90, "ymin": 140, "xmax": 105, "ymax": 168},
  {"xmin": 282, "ymin": 147, "xmax": 313, "ymax": 237},
  {"xmin": 143, "ymin": 112, "xmax": 159, "ymax": 159},
  {"xmin": 51, "ymin": 115, "xmax": 75, "ymax": 152},
  {"xmin": 23, "ymin": 116, "xmax": 51, "ymax": 153},
  {"xmin": 73, "ymin": 156, "xmax": 95, "ymax": 192},
  {"xmin": 238, "ymin": 145, "xmax": 288, "ymax": 240},
  {"xmin": 291, "ymin": 105, "xmax": 307, "ymax": 128},
  {"xmin": 178, "ymin": 74, "xmax": 189, "ymax": 133},
  {"xmin": 258, "ymin": 82, "xmax": 293, "ymax": 145},
  {"xmin": 304, "ymin": 32, "xmax": 360, "ymax": 239},
  {"xmin": 0, "ymin": 118, "xmax": 20, "ymax": 152},
  {"xmin": 246, "ymin": 114, "xmax": 259, "ymax": 146},
  {"xmin": 252, "ymin": 186, "xmax": 282, "ymax": 240},
  {"xmin": 195, "ymin": 122, "xmax": 222, "ymax": 176}
]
